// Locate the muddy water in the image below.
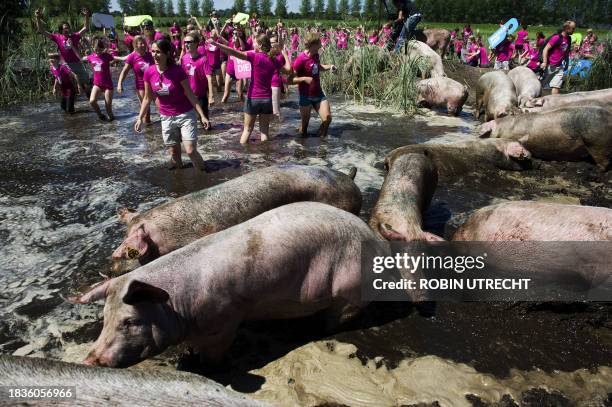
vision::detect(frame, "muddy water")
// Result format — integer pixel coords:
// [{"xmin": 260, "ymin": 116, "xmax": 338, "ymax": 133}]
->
[{"xmin": 1, "ymin": 74, "xmax": 611, "ymax": 406}]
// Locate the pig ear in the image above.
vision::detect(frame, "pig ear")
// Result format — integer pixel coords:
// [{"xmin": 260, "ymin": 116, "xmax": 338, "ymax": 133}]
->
[
  {"xmin": 422, "ymin": 231, "xmax": 445, "ymax": 242},
  {"xmin": 66, "ymin": 279, "xmax": 112, "ymax": 304},
  {"xmin": 122, "ymin": 280, "xmax": 169, "ymax": 305},
  {"xmin": 477, "ymin": 121, "xmax": 495, "ymax": 138},
  {"xmin": 117, "ymin": 207, "xmax": 138, "ymax": 224}
]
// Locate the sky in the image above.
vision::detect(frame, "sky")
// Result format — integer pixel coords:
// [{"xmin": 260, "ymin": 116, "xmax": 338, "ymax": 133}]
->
[{"xmin": 109, "ymin": 0, "xmax": 302, "ymax": 13}]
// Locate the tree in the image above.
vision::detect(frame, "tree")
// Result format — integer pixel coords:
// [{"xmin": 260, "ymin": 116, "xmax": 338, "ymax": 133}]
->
[
  {"xmin": 135, "ymin": 0, "xmax": 155, "ymax": 15},
  {"xmin": 363, "ymin": 0, "xmax": 376, "ymax": 18},
  {"xmin": 326, "ymin": 0, "xmax": 337, "ymax": 18},
  {"xmin": 313, "ymin": 0, "xmax": 324, "ymax": 17},
  {"xmin": 248, "ymin": 0, "xmax": 259, "ymax": 14},
  {"xmin": 300, "ymin": 0, "xmax": 312, "ymax": 17},
  {"xmin": 233, "ymin": 0, "xmax": 246, "ymax": 13},
  {"xmin": 119, "ymin": 0, "xmax": 136, "ymax": 14},
  {"xmin": 275, "ymin": 0, "xmax": 288, "ymax": 17},
  {"xmin": 260, "ymin": 0, "xmax": 272, "ymax": 15},
  {"xmin": 178, "ymin": 0, "xmax": 187, "ymax": 15},
  {"xmin": 350, "ymin": 0, "xmax": 361, "ymax": 17},
  {"xmin": 202, "ymin": 0, "xmax": 214, "ymax": 17},
  {"xmin": 189, "ymin": 0, "xmax": 200, "ymax": 16},
  {"xmin": 338, "ymin": 0, "xmax": 349, "ymax": 18},
  {"xmin": 156, "ymin": 0, "xmax": 166, "ymax": 17},
  {"xmin": 166, "ymin": 0, "xmax": 174, "ymax": 16}
]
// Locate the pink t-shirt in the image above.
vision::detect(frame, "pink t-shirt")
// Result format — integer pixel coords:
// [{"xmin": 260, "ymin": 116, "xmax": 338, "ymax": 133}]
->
[
  {"xmin": 479, "ymin": 47, "xmax": 489, "ymax": 66},
  {"xmin": 355, "ymin": 32, "xmax": 364, "ymax": 46},
  {"xmin": 368, "ymin": 35, "xmax": 378, "ymax": 45},
  {"xmin": 87, "ymin": 52, "xmax": 114, "ymax": 89},
  {"xmin": 547, "ymin": 34, "xmax": 570, "ymax": 66},
  {"xmin": 246, "ymin": 51, "xmax": 284, "ymax": 99},
  {"xmin": 516, "ymin": 30, "xmax": 529, "ymax": 45},
  {"xmin": 291, "ymin": 34, "xmax": 300, "ymax": 51},
  {"xmin": 50, "ymin": 64, "xmax": 76, "ymax": 96},
  {"xmin": 468, "ymin": 43, "xmax": 479, "ymax": 61},
  {"xmin": 181, "ymin": 53, "xmax": 212, "ymax": 98},
  {"xmin": 527, "ymin": 48, "xmax": 539, "ymax": 70},
  {"xmin": 206, "ymin": 43, "xmax": 221, "ymax": 69},
  {"xmin": 170, "ymin": 26, "xmax": 179, "ymax": 34},
  {"xmin": 124, "ymin": 34, "xmax": 134, "ymax": 48},
  {"xmin": 454, "ymin": 40, "xmax": 463, "ymax": 53},
  {"xmin": 48, "ymin": 33, "xmax": 82, "ymax": 63},
  {"xmin": 154, "ymin": 31, "xmax": 165, "ymax": 41},
  {"xmin": 293, "ymin": 51, "xmax": 323, "ymax": 97},
  {"xmin": 336, "ymin": 32, "xmax": 348, "ymax": 49},
  {"xmin": 495, "ymin": 40, "xmax": 513, "ymax": 62},
  {"xmin": 143, "ymin": 64, "xmax": 193, "ymax": 116},
  {"xmin": 125, "ymin": 51, "xmax": 154, "ymax": 90},
  {"xmin": 271, "ymin": 54, "xmax": 285, "ymax": 88}
]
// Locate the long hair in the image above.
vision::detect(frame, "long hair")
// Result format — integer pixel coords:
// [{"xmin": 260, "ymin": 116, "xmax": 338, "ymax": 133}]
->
[
  {"xmin": 154, "ymin": 39, "xmax": 175, "ymax": 65},
  {"xmin": 57, "ymin": 21, "xmax": 70, "ymax": 33},
  {"xmin": 256, "ymin": 34, "xmax": 274, "ymax": 59}
]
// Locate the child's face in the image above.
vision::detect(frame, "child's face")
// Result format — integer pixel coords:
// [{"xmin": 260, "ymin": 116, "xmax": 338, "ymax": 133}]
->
[{"xmin": 309, "ymin": 42, "xmax": 321, "ymax": 53}]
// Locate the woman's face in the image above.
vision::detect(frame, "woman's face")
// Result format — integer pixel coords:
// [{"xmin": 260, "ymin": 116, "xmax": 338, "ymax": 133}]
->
[
  {"xmin": 61, "ymin": 24, "xmax": 71, "ymax": 35},
  {"xmin": 151, "ymin": 44, "xmax": 167, "ymax": 65},
  {"xmin": 134, "ymin": 39, "xmax": 147, "ymax": 54},
  {"xmin": 270, "ymin": 37, "xmax": 281, "ymax": 55},
  {"xmin": 184, "ymin": 36, "xmax": 197, "ymax": 52}
]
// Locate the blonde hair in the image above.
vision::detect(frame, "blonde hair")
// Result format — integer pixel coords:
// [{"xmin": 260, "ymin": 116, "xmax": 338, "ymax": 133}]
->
[{"xmin": 304, "ymin": 32, "xmax": 321, "ymax": 48}]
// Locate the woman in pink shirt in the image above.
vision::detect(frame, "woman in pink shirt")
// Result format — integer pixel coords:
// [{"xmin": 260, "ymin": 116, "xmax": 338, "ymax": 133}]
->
[
  {"xmin": 181, "ymin": 33, "xmax": 213, "ymax": 120},
  {"xmin": 49, "ymin": 53, "xmax": 81, "ymax": 114},
  {"xmin": 219, "ymin": 27, "xmax": 249, "ymax": 103},
  {"xmin": 210, "ymin": 34, "xmax": 290, "ymax": 144},
  {"xmin": 270, "ymin": 35, "xmax": 287, "ymax": 120},
  {"xmin": 368, "ymin": 30, "xmax": 379, "ymax": 46},
  {"xmin": 136, "ymin": 39, "xmax": 209, "ymax": 171},
  {"xmin": 293, "ymin": 33, "xmax": 337, "ymax": 139},
  {"xmin": 515, "ymin": 24, "xmax": 529, "ymax": 53},
  {"xmin": 354, "ymin": 26, "xmax": 365, "ymax": 48},
  {"xmin": 205, "ymin": 29, "xmax": 224, "ymax": 104},
  {"xmin": 83, "ymin": 37, "xmax": 121, "ymax": 121},
  {"xmin": 118, "ymin": 36, "xmax": 154, "ymax": 122},
  {"xmin": 465, "ymin": 37, "xmax": 480, "ymax": 67}
]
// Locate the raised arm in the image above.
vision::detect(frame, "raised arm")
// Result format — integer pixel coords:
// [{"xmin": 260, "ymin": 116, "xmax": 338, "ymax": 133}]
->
[
  {"xmin": 34, "ymin": 9, "xmax": 52, "ymax": 37},
  {"xmin": 208, "ymin": 39, "xmax": 248, "ymax": 60},
  {"xmin": 77, "ymin": 8, "xmax": 90, "ymax": 36}
]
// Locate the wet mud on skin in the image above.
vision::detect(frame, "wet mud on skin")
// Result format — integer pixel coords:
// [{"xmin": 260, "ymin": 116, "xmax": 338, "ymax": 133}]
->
[{"xmin": 0, "ymin": 70, "xmax": 610, "ymax": 405}]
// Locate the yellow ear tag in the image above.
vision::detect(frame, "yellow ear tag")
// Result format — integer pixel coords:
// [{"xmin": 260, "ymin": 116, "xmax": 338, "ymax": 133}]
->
[{"xmin": 126, "ymin": 246, "xmax": 140, "ymax": 260}]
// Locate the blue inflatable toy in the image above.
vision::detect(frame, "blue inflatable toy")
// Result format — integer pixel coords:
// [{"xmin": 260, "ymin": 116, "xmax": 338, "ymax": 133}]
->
[
  {"xmin": 567, "ymin": 59, "xmax": 592, "ymax": 78},
  {"xmin": 488, "ymin": 18, "xmax": 519, "ymax": 48}
]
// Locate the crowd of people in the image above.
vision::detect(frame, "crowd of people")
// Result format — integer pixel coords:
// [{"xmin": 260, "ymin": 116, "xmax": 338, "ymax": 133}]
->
[{"xmin": 34, "ymin": 7, "xmax": 605, "ymax": 168}]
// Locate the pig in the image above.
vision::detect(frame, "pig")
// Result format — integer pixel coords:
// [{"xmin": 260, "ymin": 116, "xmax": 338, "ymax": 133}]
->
[
  {"xmin": 524, "ymin": 88, "xmax": 612, "ymax": 111},
  {"xmin": 71, "ymin": 203, "xmax": 393, "ymax": 368},
  {"xmin": 477, "ymin": 105, "xmax": 612, "ymax": 171},
  {"xmin": 112, "ymin": 164, "xmax": 362, "ymax": 268},
  {"xmin": 369, "ymin": 152, "xmax": 443, "ymax": 241},
  {"xmin": 387, "ymin": 139, "xmax": 532, "ymax": 176},
  {"xmin": 404, "ymin": 40, "xmax": 446, "ymax": 78},
  {"xmin": 453, "ymin": 201, "xmax": 612, "ymax": 241},
  {"xmin": 416, "ymin": 77, "xmax": 469, "ymax": 115},
  {"xmin": 0, "ymin": 355, "xmax": 268, "ymax": 406},
  {"xmin": 415, "ymin": 29, "xmax": 451, "ymax": 56},
  {"xmin": 507, "ymin": 66, "xmax": 542, "ymax": 107},
  {"xmin": 475, "ymin": 71, "xmax": 518, "ymax": 121}
]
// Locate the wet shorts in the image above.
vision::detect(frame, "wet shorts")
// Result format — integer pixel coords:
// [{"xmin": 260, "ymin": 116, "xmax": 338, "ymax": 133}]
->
[
  {"xmin": 244, "ymin": 98, "xmax": 273, "ymax": 115},
  {"xmin": 299, "ymin": 93, "xmax": 327, "ymax": 107},
  {"xmin": 160, "ymin": 109, "xmax": 198, "ymax": 146},
  {"xmin": 541, "ymin": 65, "xmax": 565, "ymax": 89},
  {"xmin": 494, "ymin": 60, "xmax": 510, "ymax": 71}
]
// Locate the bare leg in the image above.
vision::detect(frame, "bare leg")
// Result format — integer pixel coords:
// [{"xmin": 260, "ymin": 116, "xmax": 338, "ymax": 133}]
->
[
  {"xmin": 552, "ymin": 87, "xmax": 560, "ymax": 95},
  {"xmin": 89, "ymin": 85, "xmax": 106, "ymax": 120},
  {"xmin": 215, "ymin": 71, "xmax": 223, "ymax": 93},
  {"xmin": 272, "ymin": 86, "xmax": 281, "ymax": 119},
  {"xmin": 222, "ymin": 74, "xmax": 232, "ymax": 103},
  {"xmin": 104, "ymin": 89, "xmax": 114, "ymax": 121},
  {"xmin": 183, "ymin": 141, "xmax": 206, "ymax": 171},
  {"xmin": 299, "ymin": 105, "xmax": 312, "ymax": 137},
  {"xmin": 240, "ymin": 113, "xmax": 257, "ymax": 144},
  {"xmin": 221, "ymin": 60, "xmax": 227, "ymax": 80},
  {"xmin": 207, "ymin": 75, "xmax": 215, "ymax": 105},
  {"xmin": 259, "ymin": 114, "xmax": 271, "ymax": 142},
  {"xmin": 169, "ymin": 144, "xmax": 183, "ymax": 169},
  {"xmin": 314, "ymin": 99, "xmax": 332, "ymax": 138},
  {"xmin": 237, "ymin": 79, "xmax": 244, "ymax": 101}
]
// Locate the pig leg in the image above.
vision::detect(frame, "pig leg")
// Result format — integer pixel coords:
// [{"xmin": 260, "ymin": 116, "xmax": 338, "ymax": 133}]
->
[
  {"xmin": 584, "ymin": 145, "xmax": 611, "ymax": 172},
  {"xmin": 324, "ymin": 300, "xmax": 362, "ymax": 332},
  {"xmin": 194, "ymin": 317, "xmax": 242, "ymax": 367}
]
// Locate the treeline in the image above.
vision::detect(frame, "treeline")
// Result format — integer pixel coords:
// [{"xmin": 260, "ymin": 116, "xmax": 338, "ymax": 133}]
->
[{"xmin": 414, "ymin": 0, "xmax": 612, "ymax": 26}]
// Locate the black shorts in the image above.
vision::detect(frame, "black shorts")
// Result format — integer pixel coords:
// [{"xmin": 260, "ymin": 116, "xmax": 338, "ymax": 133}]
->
[{"xmin": 244, "ymin": 98, "xmax": 272, "ymax": 115}]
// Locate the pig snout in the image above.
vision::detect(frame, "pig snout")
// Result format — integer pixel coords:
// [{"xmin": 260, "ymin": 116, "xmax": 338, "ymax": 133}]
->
[
  {"xmin": 379, "ymin": 222, "xmax": 407, "ymax": 241},
  {"xmin": 505, "ymin": 142, "xmax": 531, "ymax": 160}
]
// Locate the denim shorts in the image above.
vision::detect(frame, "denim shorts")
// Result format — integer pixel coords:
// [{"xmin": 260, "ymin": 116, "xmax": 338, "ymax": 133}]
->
[
  {"xmin": 299, "ymin": 93, "xmax": 327, "ymax": 107},
  {"xmin": 244, "ymin": 98, "xmax": 273, "ymax": 115},
  {"xmin": 160, "ymin": 109, "xmax": 198, "ymax": 146}
]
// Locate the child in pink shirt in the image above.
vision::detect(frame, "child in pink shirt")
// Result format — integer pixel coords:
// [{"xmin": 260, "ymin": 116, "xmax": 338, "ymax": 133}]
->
[
  {"xmin": 83, "ymin": 37, "xmax": 121, "ymax": 121},
  {"xmin": 210, "ymin": 34, "xmax": 290, "ymax": 144},
  {"xmin": 118, "ymin": 35, "xmax": 154, "ymax": 122},
  {"xmin": 368, "ymin": 30, "xmax": 378, "ymax": 46},
  {"xmin": 49, "ymin": 53, "xmax": 80, "ymax": 114}
]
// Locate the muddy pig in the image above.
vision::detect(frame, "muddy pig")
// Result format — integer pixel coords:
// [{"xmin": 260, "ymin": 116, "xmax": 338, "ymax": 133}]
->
[
  {"xmin": 72, "ymin": 203, "xmax": 393, "ymax": 368},
  {"xmin": 404, "ymin": 40, "xmax": 446, "ymax": 78},
  {"xmin": 475, "ymin": 71, "xmax": 518, "ymax": 121},
  {"xmin": 369, "ymin": 152, "xmax": 442, "ymax": 241},
  {"xmin": 415, "ymin": 28, "xmax": 451, "ymax": 56},
  {"xmin": 524, "ymin": 88, "xmax": 612, "ymax": 111},
  {"xmin": 508, "ymin": 66, "xmax": 542, "ymax": 107},
  {"xmin": 416, "ymin": 77, "xmax": 469, "ymax": 115},
  {"xmin": 113, "ymin": 164, "xmax": 362, "ymax": 268},
  {"xmin": 388, "ymin": 139, "xmax": 532, "ymax": 176},
  {"xmin": 0, "ymin": 355, "xmax": 267, "ymax": 406},
  {"xmin": 477, "ymin": 105, "xmax": 612, "ymax": 171}
]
